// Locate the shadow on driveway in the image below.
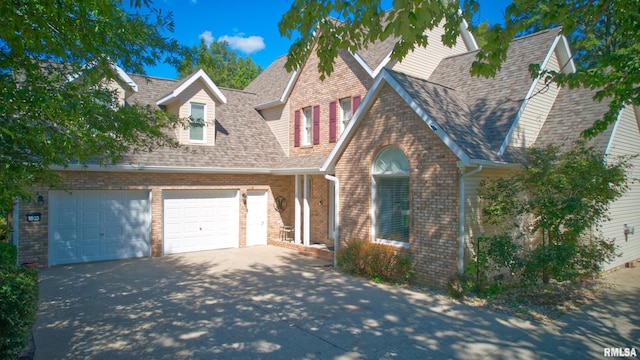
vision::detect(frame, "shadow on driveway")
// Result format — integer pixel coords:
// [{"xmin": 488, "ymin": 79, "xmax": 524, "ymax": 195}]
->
[{"xmin": 34, "ymin": 246, "xmax": 638, "ymax": 359}]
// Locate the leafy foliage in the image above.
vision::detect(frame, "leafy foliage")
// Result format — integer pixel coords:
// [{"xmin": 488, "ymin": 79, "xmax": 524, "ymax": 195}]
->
[
  {"xmin": 278, "ymin": 0, "xmax": 639, "ymax": 134},
  {"xmin": 0, "ymin": 243, "xmax": 39, "ymax": 359},
  {"xmin": 0, "ymin": 0, "xmax": 183, "ymax": 212},
  {"xmin": 474, "ymin": 0, "xmax": 640, "ymax": 137},
  {"xmin": 176, "ymin": 39, "xmax": 262, "ymax": 89},
  {"xmin": 479, "ymin": 142, "xmax": 628, "ymax": 284},
  {"xmin": 337, "ymin": 239, "xmax": 413, "ymax": 284}
]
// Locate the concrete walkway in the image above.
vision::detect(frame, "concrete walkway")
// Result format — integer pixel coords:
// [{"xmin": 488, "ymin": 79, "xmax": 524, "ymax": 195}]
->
[{"xmin": 33, "ymin": 246, "xmax": 639, "ymax": 359}]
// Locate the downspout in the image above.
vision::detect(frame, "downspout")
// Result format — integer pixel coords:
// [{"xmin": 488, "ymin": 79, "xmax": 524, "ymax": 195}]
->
[
  {"xmin": 458, "ymin": 165, "xmax": 483, "ymax": 275},
  {"xmin": 325, "ymin": 174, "xmax": 339, "ymax": 268}
]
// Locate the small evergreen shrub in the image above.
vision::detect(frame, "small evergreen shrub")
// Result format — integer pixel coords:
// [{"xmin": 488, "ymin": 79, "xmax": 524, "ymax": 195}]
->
[
  {"xmin": 337, "ymin": 239, "xmax": 413, "ymax": 284},
  {"xmin": 0, "ymin": 242, "xmax": 39, "ymax": 360}
]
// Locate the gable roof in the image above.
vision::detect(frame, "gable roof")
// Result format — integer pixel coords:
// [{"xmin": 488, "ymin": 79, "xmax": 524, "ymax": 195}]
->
[
  {"xmin": 533, "ymin": 86, "xmax": 614, "ymax": 153},
  {"xmin": 324, "ymin": 28, "xmax": 569, "ymax": 170},
  {"xmin": 244, "ymin": 55, "xmax": 297, "ymax": 109},
  {"xmin": 428, "ymin": 27, "xmax": 563, "ymax": 160},
  {"xmin": 125, "ymin": 74, "xmax": 177, "ymax": 107},
  {"xmin": 156, "ymin": 69, "xmax": 227, "ymax": 106}
]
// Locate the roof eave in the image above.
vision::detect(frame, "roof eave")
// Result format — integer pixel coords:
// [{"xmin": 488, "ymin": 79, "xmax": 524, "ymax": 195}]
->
[
  {"xmin": 156, "ymin": 69, "xmax": 227, "ymax": 106},
  {"xmin": 53, "ymin": 164, "xmax": 272, "ymax": 174},
  {"xmin": 322, "ymin": 68, "xmax": 473, "ymax": 172}
]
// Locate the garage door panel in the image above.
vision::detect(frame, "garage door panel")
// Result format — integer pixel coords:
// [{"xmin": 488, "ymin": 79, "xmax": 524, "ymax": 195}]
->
[
  {"xmin": 49, "ymin": 190, "xmax": 151, "ymax": 265},
  {"xmin": 163, "ymin": 190, "xmax": 239, "ymax": 255}
]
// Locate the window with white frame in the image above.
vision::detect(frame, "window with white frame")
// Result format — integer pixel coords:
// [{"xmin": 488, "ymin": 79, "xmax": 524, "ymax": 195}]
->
[
  {"xmin": 372, "ymin": 146, "xmax": 410, "ymax": 246},
  {"xmin": 340, "ymin": 97, "xmax": 352, "ymax": 133},
  {"xmin": 189, "ymin": 103, "xmax": 206, "ymax": 142},
  {"xmin": 303, "ymin": 106, "xmax": 312, "ymax": 145}
]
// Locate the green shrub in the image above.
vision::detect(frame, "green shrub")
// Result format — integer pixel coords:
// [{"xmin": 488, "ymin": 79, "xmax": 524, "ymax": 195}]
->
[
  {"xmin": 337, "ymin": 239, "xmax": 413, "ymax": 284},
  {"xmin": 0, "ymin": 242, "xmax": 17, "ymax": 271},
  {"xmin": 0, "ymin": 243, "xmax": 39, "ymax": 360}
]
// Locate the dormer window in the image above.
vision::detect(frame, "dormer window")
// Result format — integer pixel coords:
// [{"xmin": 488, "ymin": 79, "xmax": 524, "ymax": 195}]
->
[{"xmin": 189, "ymin": 103, "xmax": 206, "ymax": 143}]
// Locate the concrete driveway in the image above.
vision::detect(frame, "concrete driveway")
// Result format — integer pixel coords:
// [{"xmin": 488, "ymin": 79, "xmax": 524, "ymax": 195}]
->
[{"xmin": 34, "ymin": 246, "xmax": 639, "ymax": 359}]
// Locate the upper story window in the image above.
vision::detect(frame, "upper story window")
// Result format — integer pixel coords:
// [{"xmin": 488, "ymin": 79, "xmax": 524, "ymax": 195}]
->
[
  {"xmin": 340, "ymin": 97, "xmax": 352, "ymax": 133},
  {"xmin": 189, "ymin": 103, "xmax": 206, "ymax": 143},
  {"xmin": 303, "ymin": 106, "xmax": 312, "ymax": 146}
]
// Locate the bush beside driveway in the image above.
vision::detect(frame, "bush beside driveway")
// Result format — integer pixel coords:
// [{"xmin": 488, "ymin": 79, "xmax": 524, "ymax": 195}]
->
[{"xmin": 34, "ymin": 246, "xmax": 638, "ymax": 359}]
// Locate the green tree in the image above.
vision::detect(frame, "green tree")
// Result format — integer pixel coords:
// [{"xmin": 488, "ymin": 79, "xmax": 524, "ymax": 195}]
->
[
  {"xmin": 278, "ymin": 0, "xmax": 639, "ymax": 136},
  {"xmin": 479, "ymin": 142, "xmax": 629, "ymax": 284},
  {"xmin": 0, "ymin": 0, "xmax": 183, "ymax": 212},
  {"xmin": 176, "ymin": 39, "xmax": 262, "ymax": 89}
]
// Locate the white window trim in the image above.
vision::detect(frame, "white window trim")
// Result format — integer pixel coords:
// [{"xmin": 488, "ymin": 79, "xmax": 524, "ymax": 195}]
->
[
  {"xmin": 371, "ymin": 146, "xmax": 410, "ymax": 247},
  {"xmin": 189, "ymin": 102, "xmax": 207, "ymax": 144},
  {"xmin": 371, "ymin": 174, "xmax": 411, "ymax": 249},
  {"xmin": 339, "ymin": 97, "xmax": 352, "ymax": 134},
  {"xmin": 303, "ymin": 107, "xmax": 312, "ymax": 146}
]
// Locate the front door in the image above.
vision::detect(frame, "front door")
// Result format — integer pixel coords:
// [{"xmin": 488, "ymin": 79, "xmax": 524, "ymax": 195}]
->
[{"xmin": 246, "ymin": 190, "xmax": 268, "ymax": 246}]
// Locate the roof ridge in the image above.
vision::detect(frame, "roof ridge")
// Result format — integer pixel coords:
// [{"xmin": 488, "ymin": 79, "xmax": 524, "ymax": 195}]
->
[
  {"xmin": 437, "ymin": 26, "xmax": 562, "ymax": 62},
  {"xmin": 127, "ymin": 73, "xmax": 178, "ymax": 82}
]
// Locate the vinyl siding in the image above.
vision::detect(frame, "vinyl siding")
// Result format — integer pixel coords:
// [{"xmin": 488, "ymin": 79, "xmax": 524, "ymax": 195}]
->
[
  {"xmin": 260, "ymin": 102, "xmax": 290, "ymax": 155},
  {"xmin": 508, "ymin": 49, "xmax": 562, "ymax": 149},
  {"xmin": 173, "ymin": 80, "xmax": 218, "ymax": 146},
  {"xmin": 602, "ymin": 106, "xmax": 640, "ymax": 269},
  {"xmin": 391, "ymin": 25, "xmax": 469, "ymax": 80},
  {"xmin": 464, "ymin": 168, "xmax": 512, "ymax": 241},
  {"xmin": 106, "ymin": 79, "xmax": 127, "ymax": 107}
]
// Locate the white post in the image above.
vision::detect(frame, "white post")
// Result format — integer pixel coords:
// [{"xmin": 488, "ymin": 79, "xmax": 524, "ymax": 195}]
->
[
  {"xmin": 294, "ymin": 174, "xmax": 301, "ymax": 244},
  {"xmin": 303, "ymin": 174, "xmax": 310, "ymax": 246}
]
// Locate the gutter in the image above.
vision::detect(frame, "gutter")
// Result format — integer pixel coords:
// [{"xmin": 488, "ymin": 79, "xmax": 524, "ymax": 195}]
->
[
  {"xmin": 52, "ymin": 164, "xmax": 273, "ymax": 174},
  {"xmin": 458, "ymin": 164, "xmax": 483, "ymax": 275},
  {"xmin": 325, "ymin": 174, "xmax": 339, "ymax": 268}
]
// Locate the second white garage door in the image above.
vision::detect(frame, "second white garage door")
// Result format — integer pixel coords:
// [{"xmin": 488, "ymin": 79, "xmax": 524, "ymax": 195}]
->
[{"xmin": 163, "ymin": 190, "xmax": 239, "ymax": 254}]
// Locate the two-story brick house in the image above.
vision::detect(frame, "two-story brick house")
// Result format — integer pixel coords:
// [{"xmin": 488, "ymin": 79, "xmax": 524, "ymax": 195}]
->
[{"xmin": 13, "ymin": 21, "xmax": 639, "ymax": 287}]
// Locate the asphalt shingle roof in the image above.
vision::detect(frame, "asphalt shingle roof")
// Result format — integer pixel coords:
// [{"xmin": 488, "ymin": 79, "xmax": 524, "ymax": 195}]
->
[
  {"xmin": 423, "ymin": 27, "xmax": 562, "ymax": 161},
  {"xmin": 244, "ymin": 55, "xmax": 293, "ymax": 106},
  {"xmin": 118, "ymin": 78, "xmax": 286, "ymax": 169},
  {"xmin": 534, "ymin": 86, "xmax": 613, "ymax": 153}
]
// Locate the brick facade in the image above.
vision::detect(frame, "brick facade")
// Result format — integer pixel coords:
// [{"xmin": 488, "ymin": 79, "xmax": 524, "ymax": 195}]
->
[
  {"xmin": 16, "ymin": 171, "xmax": 296, "ymax": 266},
  {"xmin": 289, "ymin": 49, "xmax": 372, "ymax": 156},
  {"xmin": 335, "ymin": 85, "xmax": 460, "ymax": 287}
]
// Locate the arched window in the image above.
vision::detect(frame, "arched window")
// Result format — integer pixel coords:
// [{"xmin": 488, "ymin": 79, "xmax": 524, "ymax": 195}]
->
[{"xmin": 372, "ymin": 146, "xmax": 410, "ymax": 246}]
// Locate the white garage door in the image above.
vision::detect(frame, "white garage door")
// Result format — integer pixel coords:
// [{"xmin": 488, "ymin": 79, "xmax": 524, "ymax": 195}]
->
[
  {"xmin": 163, "ymin": 190, "xmax": 239, "ymax": 254},
  {"xmin": 48, "ymin": 190, "xmax": 151, "ymax": 266}
]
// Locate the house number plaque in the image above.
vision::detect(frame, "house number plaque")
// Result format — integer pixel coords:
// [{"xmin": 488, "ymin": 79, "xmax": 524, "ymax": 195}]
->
[{"xmin": 26, "ymin": 213, "xmax": 41, "ymax": 222}]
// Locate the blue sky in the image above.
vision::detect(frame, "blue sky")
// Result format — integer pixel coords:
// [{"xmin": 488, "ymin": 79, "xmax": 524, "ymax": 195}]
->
[{"xmin": 145, "ymin": 0, "xmax": 512, "ymax": 79}]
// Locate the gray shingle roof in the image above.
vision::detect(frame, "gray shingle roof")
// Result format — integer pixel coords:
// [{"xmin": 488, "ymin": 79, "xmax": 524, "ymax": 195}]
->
[
  {"xmin": 244, "ymin": 55, "xmax": 293, "ymax": 106},
  {"xmin": 126, "ymin": 74, "xmax": 177, "ymax": 107},
  {"xmin": 534, "ymin": 86, "xmax": 613, "ymax": 153},
  {"xmin": 274, "ymin": 154, "xmax": 328, "ymax": 170},
  {"xmin": 356, "ymin": 35, "xmax": 399, "ymax": 70},
  {"xmin": 116, "ymin": 77, "xmax": 286, "ymax": 169},
  {"xmin": 423, "ymin": 27, "xmax": 562, "ymax": 161}
]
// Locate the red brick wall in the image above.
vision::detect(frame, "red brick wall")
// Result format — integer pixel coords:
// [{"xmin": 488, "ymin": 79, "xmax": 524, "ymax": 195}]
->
[
  {"xmin": 335, "ymin": 84, "xmax": 460, "ymax": 287},
  {"xmin": 16, "ymin": 171, "xmax": 295, "ymax": 266},
  {"xmin": 289, "ymin": 49, "xmax": 372, "ymax": 156}
]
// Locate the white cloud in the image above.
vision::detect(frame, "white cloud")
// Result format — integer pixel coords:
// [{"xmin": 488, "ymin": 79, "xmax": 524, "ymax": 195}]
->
[
  {"xmin": 199, "ymin": 31, "xmax": 214, "ymax": 46},
  {"xmin": 218, "ymin": 34, "xmax": 265, "ymax": 54}
]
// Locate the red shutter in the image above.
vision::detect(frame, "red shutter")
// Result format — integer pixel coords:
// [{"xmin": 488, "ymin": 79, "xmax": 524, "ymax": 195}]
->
[
  {"xmin": 329, "ymin": 101, "xmax": 337, "ymax": 143},
  {"xmin": 313, "ymin": 105, "xmax": 320, "ymax": 145},
  {"xmin": 353, "ymin": 95, "xmax": 362, "ymax": 111},
  {"xmin": 294, "ymin": 110, "xmax": 300, "ymax": 147}
]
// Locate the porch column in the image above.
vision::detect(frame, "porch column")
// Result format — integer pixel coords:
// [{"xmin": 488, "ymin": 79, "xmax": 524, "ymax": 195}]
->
[
  {"xmin": 294, "ymin": 174, "xmax": 301, "ymax": 244},
  {"xmin": 303, "ymin": 174, "xmax": 310, "ymax": 246}
]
